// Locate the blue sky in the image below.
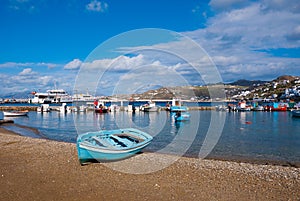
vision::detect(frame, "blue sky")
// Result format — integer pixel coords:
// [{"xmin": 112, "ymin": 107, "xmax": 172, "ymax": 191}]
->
[{"xmin": 0, "ymin": 0, "xmax": 300, "ymax": 96}]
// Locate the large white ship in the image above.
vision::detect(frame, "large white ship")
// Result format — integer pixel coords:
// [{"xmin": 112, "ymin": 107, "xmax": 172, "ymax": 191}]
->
[{"xmin": 29, "ymin": 89, "xmax": 73, "ymax": 104}]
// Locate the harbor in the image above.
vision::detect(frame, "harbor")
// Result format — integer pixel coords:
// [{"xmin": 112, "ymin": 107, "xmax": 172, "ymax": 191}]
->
[
  {"xmin": 2, "ymin": 101, "xmax": 299, "ymax": 200},
  {"xmin": 2, "ymin": 0, "xmax": 300, "ymax": 200},
  {"xmin": 1, "ymin": 102, "xmax": 300, "ymax": 167}
]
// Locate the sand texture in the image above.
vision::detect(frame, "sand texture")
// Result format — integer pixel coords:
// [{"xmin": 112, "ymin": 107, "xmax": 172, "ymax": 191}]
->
[{"xmin": 0, "ymin": 131, "xmax": 299, "ymax": 201}]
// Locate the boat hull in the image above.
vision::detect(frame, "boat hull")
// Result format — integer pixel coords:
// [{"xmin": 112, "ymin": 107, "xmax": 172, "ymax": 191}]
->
[
  {"xmin": 144, "ymin": 106, "xmax": 160, "ymax": 112},
  {"xmin": 170, "ymin": 106, "xmax": 188, "ymax": 112},
  {"xmin": 77, "ymin": 142, "xmax": 151, "ymax": 163},
  {"xmin": 264, "ymin": 105, "xmax": 287, "ymax": 111},
  {"xmin": 3, "ymin": 111, "xmax": 28, "ymax": 117},
  {"xmin": 291, "ymin": 110, "xmax": 300, "ymax": 117},
  {"xmin": 77, "ymin": 128, "xmax": 153, "ymax": 164},
  {"xmin": 174, "ymin": 112, "xmax": 190, "ymax": 121},
  {"xmin": 94, "ymin": 108, "xmax": 109, "ymax": 113}
]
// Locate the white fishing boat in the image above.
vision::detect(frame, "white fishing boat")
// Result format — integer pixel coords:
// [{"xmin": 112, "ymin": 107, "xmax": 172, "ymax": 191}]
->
[
  {"xmin": 110, "ymin": 104, "xmax": 120, "ymax": 112},
  {"xmin": 252, "ymin": 105, "xmax": 264, "ymax": 111},
  {"xmin": 142, "ymin": 101, "xmax": 160, "ymax": 112},
  {"xmin": 291, "ymin": 104, "xmax": 300, "ymax": 117},
  {"xmin": 291, "ymin": 110, "xmax": 300, "ymax": 117},
  {"xmin": 3, "ymin": 111, "xmax": 28, "ymax": 117}
]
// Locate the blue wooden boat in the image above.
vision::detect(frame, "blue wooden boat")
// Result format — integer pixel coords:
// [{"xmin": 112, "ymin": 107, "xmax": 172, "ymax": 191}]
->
[
  {"xmin": 77, "ymin": 128, "xmax": 153, "ymax": 164},
  {"xmin": 170, "ymin": 105, "xmax": 188, "ymax": 112},
  {"xmin": 169, "ymin": 98, "xmax": 188, "ymax": 112},
  {"xmin": 174, "ymin": 111, "xmax": 191, "ymax": 121}
]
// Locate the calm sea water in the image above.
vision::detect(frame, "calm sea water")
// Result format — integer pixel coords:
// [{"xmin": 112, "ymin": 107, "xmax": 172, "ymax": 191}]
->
[{"xmin": 1, "ymin": 107, "xmax": 300, "ymax": 165}]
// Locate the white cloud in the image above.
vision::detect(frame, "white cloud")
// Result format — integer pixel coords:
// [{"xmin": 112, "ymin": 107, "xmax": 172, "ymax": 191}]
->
[
  {"xmin": 0, "ymin": 62, "xmax": 29, "ymax": 68},
  {"xmin": 260, "ymin": 0, "xmax": 300, "ymax": 13},
  {"xmin": 0, "ymin": 62, "xmax": 58, "ymax": 69},
  {"xmin": 183, "ymin": 1, "xmax": 300, "ymax": 81},
  {"xmin": 0, "ymin": 61, "xmax": 75, "ymax": 96},
  {"xmin": 19, "ymin": 68, "xmax": 36, "ymax": 76},
  {"xmin": 86, "ymin": 0, "xmax": 108, "ymax": 12},
  {"xmin": 209, "ymin": 0, "xmax": 251, "ymax": 11},
  {"xmin": 203, "ymin": 4, "xmax": 300, "ymax": 49},
  {"xmin": 64, "ymin": 59, "xmax": 82, "ymax": 70},
  {"xmin": 2, "ymin": 1, "xmax": 300, "ymax": 97}
]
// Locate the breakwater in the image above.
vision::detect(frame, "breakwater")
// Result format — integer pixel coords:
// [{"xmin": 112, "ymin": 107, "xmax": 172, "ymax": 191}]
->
[
  {"xmin": 0, "ymin": 106, "xmax": 38, "ymax": 111},
  {"xmin": 0, "ymin": 105, "xmax": 216, "ymax": 112}
]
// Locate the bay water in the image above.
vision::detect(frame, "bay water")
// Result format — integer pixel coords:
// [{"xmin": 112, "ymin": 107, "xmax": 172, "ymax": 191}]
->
[{"xmin": 1, "ymin": 108, "xmax": 300, "ymax": 166}]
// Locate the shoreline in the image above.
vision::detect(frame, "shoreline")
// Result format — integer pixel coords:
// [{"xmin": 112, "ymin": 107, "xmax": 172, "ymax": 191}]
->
[
  {"xmin": 2, "ymin": 123, "xmax": 300, "ymax": 168},
  {"xmin": 0, "ymin": 128, "xmax": 300, "ymax": 200}
]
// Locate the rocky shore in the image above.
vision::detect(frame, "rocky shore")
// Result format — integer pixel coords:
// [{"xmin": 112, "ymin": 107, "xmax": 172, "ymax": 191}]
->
[
  {"xmin": 0, "ymin": 128, "xmax": 299, "ymax": 201},
  {"xmin": 0, "ymin": 106, "xmax": 38, "ymax": 111}
]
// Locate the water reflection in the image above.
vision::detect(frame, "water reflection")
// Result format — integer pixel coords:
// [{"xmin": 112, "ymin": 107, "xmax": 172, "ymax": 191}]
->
[{"xmin": 3, "ymin": 110, "xmax": 300, "ymax": 164}]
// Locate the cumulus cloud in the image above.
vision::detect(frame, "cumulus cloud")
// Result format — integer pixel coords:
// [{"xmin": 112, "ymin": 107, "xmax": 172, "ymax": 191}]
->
[
  {"xmin": 260, "ymin": 0, "xmax": 300, "ymax": 13},
  {"xmin": 86, "ymin": 0, "xmax": 108, "ymax": 12},
  {"xmin": 0, "ymin": 62, "xmax": 58, "ymax": 69},
  {"xmin": 64, "ymin": 59, "xmax": 82, "ymax": 70},
  {"xmin": 182, "ymin": 1, "xmax": 300, "ymax": 81},
  {"xmin": 2, "ymin": 1, "xmax": 300, "ymax": 96},
  {"xmin": 287, "ymin": 26, "xmax": 300, "ymax": 41},
  {"xmin": 19, "ymin": 68, "xmax": 36, "ymax": 76},
  {"xmin": 74, "ymin": 46, "xmax": 212, "ymax": 96},
  {"xmin": 0, "ymin": 60, "xmax": 75, "ymax": 96},
  {"xmin": 209, "ymin": 0, "xmax": 251, "ymax": 11},
  {"xmin": 203, "ymin": 4, "xmax": 300, "ymax": 49}
]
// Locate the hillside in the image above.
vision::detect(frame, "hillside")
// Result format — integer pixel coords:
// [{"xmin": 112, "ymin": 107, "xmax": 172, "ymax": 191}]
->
[{"xmin": 229, "ymin": 79, "xmax": 267, "ymax": 87}]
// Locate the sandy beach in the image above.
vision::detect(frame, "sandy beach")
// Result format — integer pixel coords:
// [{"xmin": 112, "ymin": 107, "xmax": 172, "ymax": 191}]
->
[{"xmin": 0, "ymin": 127, "xmax": 299, "ymax": 201}]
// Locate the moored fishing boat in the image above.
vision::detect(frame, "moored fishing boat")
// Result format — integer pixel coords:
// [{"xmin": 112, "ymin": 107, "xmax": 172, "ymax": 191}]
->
[
  {"xmin": 77, "ymin": 128, "xmax": 153, "ymax": 164},
  {"xmin": 143, "ymin": 101, "xmax": 160, "ymax": 112},
  {"xmin": 291, "ymin": 109, "xmax": 300, "ymax": 117},
  {"xmin": 93, "ymin": 100, "xmax": 109, "ymax": 113},
  {"xmin": 236, "ymin": 101, "xmax": 251, "ymax": 112},
  {"xmin": 3, "ymin": 111, "xmax": 28, "ymax": 117},
  {"xmin": 174, "ymin": 111, "xmax": 191, "ymax": 121},
  {"xmin": 264, "ymin": 102, "xmax": 287, "ymax": 111},
  {"xmin": 252, "ymin": 105, "xmax": 264, "ymax": 111},
  {"xmin": 170, "ymin": 99, "xmax": 188, "ymax": 112}
]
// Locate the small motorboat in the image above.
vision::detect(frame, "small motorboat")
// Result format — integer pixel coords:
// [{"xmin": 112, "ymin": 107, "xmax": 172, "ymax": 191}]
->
[
  {"xmin": 291, "ymin": 110, "xmax": 300, "ymax": 117},
  {"xmin": 174, "ymin": 111, "xmax": 191, "ymax": 121},
  {"xmin": 94, "ymin": 107, "xmax": 109, "ymax": 113},
  {"xmin": 170, "ymin": 99, "xmax": 188, "ymax": 112},
  {"xmin": 143, "ymin": 101, "xmax": 160, "ymax": 112},
  {"xmin": 3, "ymin": 111, "xmax": 28, "ymax": 117},
  {"xmin": 77, "ymin": 128, "xmax": 153, "ymax": 164},
  {"xmin": 94, "ymin": 100, "xmax": 109, "ymax": 113},
  {"xmin": 252, "ymin": 105, "xmax": 264, "ymax": 111}
]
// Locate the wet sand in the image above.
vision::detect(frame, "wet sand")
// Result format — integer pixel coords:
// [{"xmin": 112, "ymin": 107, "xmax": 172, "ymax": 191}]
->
[{"xmin": 0, "ymin": 129, "xmax": 299, "ymax": 201}]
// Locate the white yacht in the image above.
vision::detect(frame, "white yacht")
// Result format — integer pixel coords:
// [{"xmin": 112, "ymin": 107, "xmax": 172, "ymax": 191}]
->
[
  {"xmin": 72, "ymin": 92, "xmax": 95, "ymax": 102},
  {"xmin": 30, "ymin": 89, "xmax": 73, "ymax": 104}
]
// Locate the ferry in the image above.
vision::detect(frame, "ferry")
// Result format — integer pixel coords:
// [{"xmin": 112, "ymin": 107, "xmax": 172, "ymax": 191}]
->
[
  {"xmin": 72, "ymin": 92, "xmax": 95, "ymax": 102},
  {"xmin": 29, "ymin": 89, "xmax": 73, "ymax": 104}
]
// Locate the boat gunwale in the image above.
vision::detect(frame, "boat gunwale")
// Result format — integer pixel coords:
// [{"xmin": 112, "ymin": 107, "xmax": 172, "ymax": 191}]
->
[
  {"xmin": 77, "ymin": 128, "xmax": 153, "ymax": 153},
  {"xmin": 78, "ymin": 140, "xmax": 152, "ymax": 154}
]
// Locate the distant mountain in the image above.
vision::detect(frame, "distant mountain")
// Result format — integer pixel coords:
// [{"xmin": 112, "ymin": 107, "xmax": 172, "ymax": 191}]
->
[
  {"xmin": 2, "ymin": 91, "xmax": 32, "ymax": 99},
  {"xmin": 228, "ymin": 79, "xmax": 267, "ymax": 87},
  {"xmin": 274, "ymin": 75, "xmax": 298, "ymax": 82}
]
